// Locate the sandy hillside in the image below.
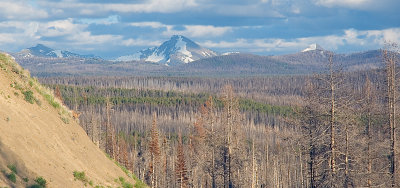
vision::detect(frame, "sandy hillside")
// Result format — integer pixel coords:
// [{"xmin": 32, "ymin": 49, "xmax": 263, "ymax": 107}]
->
[{"xmin": 0, "ymin": 53, "xmax": 136, "ymax": 187}]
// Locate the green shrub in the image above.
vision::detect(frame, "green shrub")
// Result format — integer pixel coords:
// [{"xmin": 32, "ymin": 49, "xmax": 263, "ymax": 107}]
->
[
  {"xmin": 73, "ymin": 171, "xmax": 87, "ymax": 182},
  {"xmin": 22, "ymin": 90, "xmax": 35, "ymax": 104},
  {"xmin": 34, "ymin": 176, "xmax": 47, "ymax": 187},
  {"xmin": 6, "ymin": 172, "xmax": 16, "ymax": 183},
  {"xmin": 23, "ymin": 177, "xmax": 29, "ymax": 182},
  {"xmin": 7, "ymin": 164, "xmax": 17, "ymax": 174}
]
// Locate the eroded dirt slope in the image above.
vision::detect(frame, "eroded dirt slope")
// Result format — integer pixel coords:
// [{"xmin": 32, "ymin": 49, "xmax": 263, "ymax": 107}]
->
[{"xmin": 0, "ymin": 53, "xmax": 134, "ymax": 187}]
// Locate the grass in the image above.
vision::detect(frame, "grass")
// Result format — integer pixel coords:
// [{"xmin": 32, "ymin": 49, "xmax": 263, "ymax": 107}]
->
[
  {"xmin": 104, "ymin": 153, "xmax": 147, "ymax": 188},
  {"xmin": 60, "ymin": 116, "xmax": 70, "ymax": 124},
  {"xmin": 132, "ymin": 175, "xmax": 147, "ymax": 188},
  {"xmin": 112, "ymin": 159, "xmax": 147, "ymax": 188},
  {"xmin": 117, "ymin": 177, "xmax": 133, "ymax": 188}
]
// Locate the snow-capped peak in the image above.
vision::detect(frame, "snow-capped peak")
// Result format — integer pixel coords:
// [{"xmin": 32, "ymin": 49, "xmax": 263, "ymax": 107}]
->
[
  {"xmin": 15, "ymin": 44, "xmax": 97, "ymax": 59},
  {"xmin": 116, "ymin": 35, "xmax": 217, "ymax": 65},
  {"xmin": 302, "ymin": 43, "xmax": 324, "ymax": 52}
]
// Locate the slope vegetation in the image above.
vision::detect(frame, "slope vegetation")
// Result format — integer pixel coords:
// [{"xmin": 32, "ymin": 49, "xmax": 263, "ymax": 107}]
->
[{"xmin": 0, "ymin": 53, "xmax": 135, "ymax": 187}]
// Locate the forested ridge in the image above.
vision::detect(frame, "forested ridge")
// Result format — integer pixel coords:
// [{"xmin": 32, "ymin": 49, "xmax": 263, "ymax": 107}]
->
[{"xmin": 36, "ymin": 46, "xmax": 400, "ymax": 187}]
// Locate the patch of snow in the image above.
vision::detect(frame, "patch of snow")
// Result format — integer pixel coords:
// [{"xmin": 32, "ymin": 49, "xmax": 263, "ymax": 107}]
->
[
  {"xmin": 147, "ymin": 51, "xmax": 165, "ymax": 62},
  {"xmin": 222, "ymin": 52, "xmax": 240, "ymax": 56},
  {"xmin": 181, "ymin": 56, "xmax": 194, "ymax": 64},
  {"xmin": 53, "ymin": 50, "xmax": 63, "ymax": 58},
  {"xmin": 201, "ymin": 51, "xmax": 215, "ymax": 57},
  {"xmin": 302, "ymin": 44, "xmax": 323, "ymax": 52},
  {"xmin": 175, "ymin": 36, "xmax": 193, "ymax": 63}
]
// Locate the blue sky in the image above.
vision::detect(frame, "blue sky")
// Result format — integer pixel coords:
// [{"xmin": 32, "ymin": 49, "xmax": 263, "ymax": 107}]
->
[{"xmin": 0, "ymin": 0, "xmax": 399, "ymax": 59}]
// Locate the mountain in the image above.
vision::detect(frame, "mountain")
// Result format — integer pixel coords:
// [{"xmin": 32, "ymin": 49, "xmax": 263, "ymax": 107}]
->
[
  {"xmin": 14, "ymin": 44, "xmax": 97, "ymax": 59},
  {"xmin": 0, "ymin": 53, "xmax": 135, "ymax": 187},
  {"xmin": 271, "ymin": 43, "xmax": 333, "ymax": 66},
  {"xmin": 167, "ymin": 53, "xmax": 320, "ymax": 76},
  {"xmin": 10, "ymin": 42, "xmax": 396, "ymax": 77},
  {"xmin": 116, "ymin": 35, "xmax": 218, "ymax": 65},
  {"xmin": 301, "ymin": 43, "xmax": 325, "ymax": 52}
]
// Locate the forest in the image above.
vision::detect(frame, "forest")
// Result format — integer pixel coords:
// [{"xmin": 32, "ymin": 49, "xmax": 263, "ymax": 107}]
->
[{"xmin": 37, "ymin": 46, "xmax": 400, "ymax": 187}]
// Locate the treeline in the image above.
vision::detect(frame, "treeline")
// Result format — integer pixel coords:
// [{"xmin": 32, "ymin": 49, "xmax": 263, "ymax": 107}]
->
[
  {"xmin": 48, "ymin": 84, "xmax": 292, "ymax": 135},
  {"xmin": 39, "ymin": 75, "xmax": 307, "ymax": 106}
]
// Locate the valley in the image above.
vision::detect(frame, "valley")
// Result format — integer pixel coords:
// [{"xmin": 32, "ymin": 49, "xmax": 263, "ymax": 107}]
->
[{"xmin": 4, "ymin": 37, "xmax": 399, "ymax": 187}]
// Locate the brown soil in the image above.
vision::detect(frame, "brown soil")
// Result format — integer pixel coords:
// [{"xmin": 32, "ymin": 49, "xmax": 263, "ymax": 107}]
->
[{"xmin": 0, "ymin": 53, "xmax": 135, "ymax": 187}]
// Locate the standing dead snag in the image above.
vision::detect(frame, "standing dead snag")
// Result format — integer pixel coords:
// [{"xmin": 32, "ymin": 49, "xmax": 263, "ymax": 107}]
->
[
  {"xmin": 176, "ymin": 133, "xmax": 188, "ymax": 188},
  {"xmin": 221, "ymin": 85, "xmax": 244, "ymax": 187},
  {"xmin": 148, "ymin": 113, "xmax": 161, "ymax": 188},
  {"xmin": 363, "ymin": 77, "xmax": 376, "ymax": 188},
  {"xmin": 105, "ymin": 97, "xmax": 116, "ymax": 159},
  {"xmin": 384, "ymin": 43, "xmax": 399, "ymax": 187},
  {"xmin": 54, "ymin": 85, "xmax": 63, "ymax": 103}
]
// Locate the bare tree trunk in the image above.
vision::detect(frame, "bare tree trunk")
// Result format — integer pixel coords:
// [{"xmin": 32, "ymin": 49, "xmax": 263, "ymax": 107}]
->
[
  {"xmin": 365, "ymin": 77, "xmax": 373, "ymax": 188},
  {"xmin": 251, "ymin": 139, "xmax": 256, "ymax": 188},
  {"xmin": 329, "ymin": 55, "xmax": 336, "ymax": 182},
  {"xmin": 344, "ymin": 123, "xmax": 349, "ymax": 188},
  {"xmin": 385, "ymin": 47, "xmax": 397, "ymax": 187}
]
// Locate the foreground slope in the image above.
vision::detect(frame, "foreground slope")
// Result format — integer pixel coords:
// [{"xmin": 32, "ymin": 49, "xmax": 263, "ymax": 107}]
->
[{"xmin": 0, "ymin": 53, "xmax": 134, "ymax": 187}]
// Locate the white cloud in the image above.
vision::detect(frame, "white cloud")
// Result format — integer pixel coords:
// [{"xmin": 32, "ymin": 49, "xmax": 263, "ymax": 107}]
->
[
  {"xmin": 163, "ymin": 25, "xmax": 233, "ymax": 37},
  {"xmin": 0, "ymin": 1, "xmax": 48, "ymax": 20},
  {"xmin": 79, "ymin": 15, "xmax": 120, "ymax": 25},
  {"xmin": 313, "ymin": 0, "xmax": 399, "ymax": 10},
  {"xmin": 315, "ymin": 0, "xmax": 370, "ymax": 8},
  {"xmin": 40, "ymin": 0, "xmax": 198, "ymax": 15},
  {"xmin": 66, "ymin": 31, "xmax": 123, "ymax": 45},
  {"xmin": 129, "ymin": 22, "xmax": 167, "ymax": 29},
  {"xmin": 0, "ymin": 19, "xmax": 124, "ymax": 51},
  {"xmin": 200, "ymin": 27, "xmax": 400, "ymax": 53},
  {"xmin": 39, "ymin": 19, "xmax": 85, "ymax": 37},
  {"xmin": 122, "ymin": 38, "xmax": 162, "ymax": 47}
]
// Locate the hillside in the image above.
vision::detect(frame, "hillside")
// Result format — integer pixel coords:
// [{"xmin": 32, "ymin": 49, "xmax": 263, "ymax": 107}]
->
[{"xmin": 0, "ymin": 53, "xmax": 137, "ymax": 187}]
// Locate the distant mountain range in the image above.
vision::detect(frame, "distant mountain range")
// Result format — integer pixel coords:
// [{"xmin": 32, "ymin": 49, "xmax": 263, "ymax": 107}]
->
[
  {"xmin": 9, "ymin": 36, "xmax": 397, "ymax": 77},
  {"xmin": 14, "ymin": 44, "xmax": 98, "ymax": 59},
  {"xmin": 116, "ymin": 35, "xmax": 217, "ymax": 65}
]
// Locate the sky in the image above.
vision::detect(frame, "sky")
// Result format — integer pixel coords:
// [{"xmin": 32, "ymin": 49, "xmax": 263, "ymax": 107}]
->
[{"xmin": 0, "ymin": 0, "xmax": 399, "ymax": 59}]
